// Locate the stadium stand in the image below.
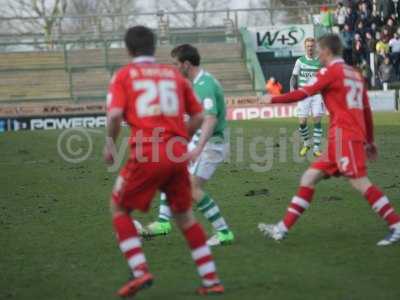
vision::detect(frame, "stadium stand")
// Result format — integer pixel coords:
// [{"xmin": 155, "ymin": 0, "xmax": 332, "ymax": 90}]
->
[
  {"xmin": 0, "ymin": 42, "xmax": 254, "ymax": 103},
  {"xmin": 0, "ymin": 52, "xmax": 70, "ymax": 101},
  {"xmin": 334, "ymin": 0, "xmax": 400, "ymax": 88}
]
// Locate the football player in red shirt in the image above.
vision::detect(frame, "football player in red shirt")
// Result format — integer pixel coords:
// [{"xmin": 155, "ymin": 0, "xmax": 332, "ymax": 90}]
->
[
  {"xmin": 258, "ymin": 34, "xmax": 400, "ymax": 246},
  {"xmin": 104, "ymin": 26, "xmax": 224, "ymax": 297}
]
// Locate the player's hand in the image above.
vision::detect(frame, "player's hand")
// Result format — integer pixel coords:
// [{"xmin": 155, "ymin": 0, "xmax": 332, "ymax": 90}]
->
[
  {"xmin": 103, "ymin": 142, "xmax": 115, "ymax": 165},
  {"xmin": 366, "ymin": 143, "xmax": 378, "ymax": 161},
  {"xmin": 187, "ymin": 146, "xmax": 202, "ymax": 163},
  {"xmin": 260, "ymin": 94, "xmax": 273, "ymax": 104}
]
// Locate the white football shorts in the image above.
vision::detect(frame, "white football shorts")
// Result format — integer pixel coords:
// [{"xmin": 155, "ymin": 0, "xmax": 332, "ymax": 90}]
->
[
  {"xmin": 188, "ymin": 141, "xmax": 228, "ymax": 180},
  {"xmin": 296, "ymin": 94, "xmax": 325, "ymax": 118}
]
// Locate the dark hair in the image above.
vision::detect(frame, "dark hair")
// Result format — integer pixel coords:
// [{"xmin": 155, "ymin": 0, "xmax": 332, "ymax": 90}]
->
[
  {"xmin": 318, "ymin": 34, "xmax": 343, "ymax": 56},
  {"xmin": 124, "ymin": 26, "xmax": 155, "ymax": 57},
  {"xmin": 171, "ymin": 44, "xmax": 201, "ymax": 66}
]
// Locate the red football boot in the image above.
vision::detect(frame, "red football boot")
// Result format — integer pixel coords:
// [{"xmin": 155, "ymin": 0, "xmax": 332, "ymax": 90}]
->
[
  {"xmin": 196, "ymin": 283, "xmax": 225, "ymax": 295},
  {"xmin": 117, "ymin": 273, "xmax": 154, "ymax": 297}
]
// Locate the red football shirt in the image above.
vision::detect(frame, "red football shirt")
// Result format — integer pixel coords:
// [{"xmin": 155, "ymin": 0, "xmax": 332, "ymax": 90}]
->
[
  {"xmin": 272, "ymin": 59, "xmax": 373, "ymax": 143},
  {"xmin": 107, "ymin": 56, "xmax": 202, "ymax": 146}
]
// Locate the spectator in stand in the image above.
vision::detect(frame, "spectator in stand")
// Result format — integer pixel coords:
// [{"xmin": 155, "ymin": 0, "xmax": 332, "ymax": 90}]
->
[
  {"xmin": 378, "ymin": 56, "xmax": 395, "ymax": 89},
  {"xmin": 360, "ymin": 59, "xmax": 372, "ymax": 87},
  {"xmin": 320, "ymin": 5, "xmax": 334, "ymax": 33},
  {"xmin": 375, "ymin": 30, "xmax": 381, "ymax": 42},
  {"xmin": 376, "ymin": 35, "xmax": 390, "ymax": 59},
  {"xmin": 352, "ymin": 33, "xmax": 367, "ymax": 65},
  {"xmin": 266, "ymin": 77, "xmax": 282, "ymax": 95},
  {"xmin": 357, "ymin": 1, "xmax": 371, "ymax": 24},
  {"xmin": 381, "ymin": 26, "xmax": 393, "ymax": 42},
  {"xmin": 355, "ymin": 20, "xmax": 367, "ymax": 37},
  {"xmin": 365, "ymin": 31, "xmax": 377, "ymax": 60},
  {"xmin": 386, "ymin": 18, "xmax": 397, "ymax": 37},
  {"xmin": 397, "ymin": 2, "xmax": 400, "ymax": 24},
  {"xmin": 335, "ymin": 2, "xmax": 348, "ymax": 30},
  {"xmin": 389, "ymin": 32, "xmax": 400, "ymax": 79},
  {"xmin": 369, "ymin": 21, "xmax": 378, "ymax": 38},
  {"xmin": 371, "ymin": 10, "xmax": 383, "ymax": 28},
  {"xmin": 337, "ymin": 1, "xmax": 398, "ymax": 90},
  {"xmin": 363, "ymin": 0, "xmax": 373, "ymax": 13},
  {"xmin": 389, "ymin": 13, "xmax": 398, "ymax": 25},
  {"xmin": 340, "ymin": 23, "xmax": 354, "ymax": 64},
  {"xmin": 346, "ymin": 0, "xmax": 358, "ymax": 9},
  {"xmin": 345, "ymin": 5, "xmax": 358, "ymax": 31},
  {"xmin": 378, "ymin": 0, "xmax": 396, "ymax": 23}
]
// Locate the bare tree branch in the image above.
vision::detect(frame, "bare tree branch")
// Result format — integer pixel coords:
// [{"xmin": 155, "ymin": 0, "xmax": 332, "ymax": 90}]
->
[
  {"xmin": 158, "ymin": 0, "xmax": 229, "ymax": 27},
  {"xmin": 66, "ymin": 0, "xmax": 99, "ymax": 35},
  {"xmin": 97, "ymin": 0, "xmax": 139, "ymax": 32},
  {"xmin": 0, "ymin": 0, "xmax": 67, "ymax": 48}
]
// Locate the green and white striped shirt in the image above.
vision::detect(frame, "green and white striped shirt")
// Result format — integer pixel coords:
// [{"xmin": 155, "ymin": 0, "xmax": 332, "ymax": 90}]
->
[{"xmin": 292, "ymin": 55, "xmax": 322, "ymax": 87}]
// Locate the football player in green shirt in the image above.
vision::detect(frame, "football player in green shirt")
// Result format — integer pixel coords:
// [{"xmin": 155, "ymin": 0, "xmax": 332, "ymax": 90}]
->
[
  {"xmin": 145, "ymin": 44, "xmax": 234, "ymax": 246},
  {"xmin": 290, "ymin": 37, "xmax": 324, "ymax": 157}
]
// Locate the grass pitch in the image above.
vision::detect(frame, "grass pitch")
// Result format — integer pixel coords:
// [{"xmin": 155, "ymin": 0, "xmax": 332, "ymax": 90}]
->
[{"xmin": 1, "ymin": 113, "xmax": 400, "ymax": 300}]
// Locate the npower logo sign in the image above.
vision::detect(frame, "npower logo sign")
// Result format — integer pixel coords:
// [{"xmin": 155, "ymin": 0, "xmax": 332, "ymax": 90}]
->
[
  {"xmin": 227, "ymin": 104, "xmax": 298, "ymax": 121},
  {"xmin": 248, "ymin": 25, "xmax": 314, "ymax": 55}
]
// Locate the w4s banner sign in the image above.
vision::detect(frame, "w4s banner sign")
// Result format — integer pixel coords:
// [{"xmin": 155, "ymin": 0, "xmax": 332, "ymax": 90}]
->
[{"xmin": 248, "ymin": 25, "xmax": 314, "ymax": 56}]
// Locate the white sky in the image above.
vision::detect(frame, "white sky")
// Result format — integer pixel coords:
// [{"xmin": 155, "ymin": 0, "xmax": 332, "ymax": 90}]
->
[{"xmin": 0, "ymin": 0, "xmax": 254, "ymax": 16}]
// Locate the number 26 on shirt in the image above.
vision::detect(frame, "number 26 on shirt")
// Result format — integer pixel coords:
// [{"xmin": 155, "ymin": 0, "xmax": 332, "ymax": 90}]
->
[{"xmin": 134, "ymin": 79, "xmax": 179, "ymax": 117}]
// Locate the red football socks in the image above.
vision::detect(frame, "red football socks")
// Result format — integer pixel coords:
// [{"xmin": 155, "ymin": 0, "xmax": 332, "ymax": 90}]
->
[
  {"xmin": 364, "ymin": 186, "xmax": 400, "ymax": 228},
  {"xmin": 113, "ymin": 214, "xmax": 149, "ymax": 277},
  {"xmin": 183, "ymin": 223, "xmax": 219, "ymax": 287},
  {"xmin": 283, "ymin": 186, "xmax": 315, "ymax": 230}
]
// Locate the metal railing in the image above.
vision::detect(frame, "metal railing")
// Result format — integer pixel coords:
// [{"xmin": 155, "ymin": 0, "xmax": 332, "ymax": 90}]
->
[
  {"xmin": 0, "ymin": 29, "xmax": 234, "ymax": 52},
  {"xmin": 0, "ymin": 34, "xmax": 253, "ymax": 103},
  {"xmin": 0, "ymin": 4, "xmax": 340, "ymax": 103},
  {"xmin": 239, "ymin": 28, "xmax": 266, "ymax": 96},
  {"xmin": 0, "ymin": 5, "xmax": 335, "ymax": 46}
]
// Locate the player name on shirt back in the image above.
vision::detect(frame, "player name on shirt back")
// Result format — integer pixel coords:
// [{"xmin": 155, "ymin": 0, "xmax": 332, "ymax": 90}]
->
[{"xmin": 130, "ymin": 67, "xmax": 176, "ymax": 79}]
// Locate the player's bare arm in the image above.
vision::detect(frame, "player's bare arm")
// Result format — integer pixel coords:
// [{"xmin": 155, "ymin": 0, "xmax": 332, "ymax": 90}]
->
[
  {"xmin": 188, "ymin": 115, "xmax": 217, "ymax": 162},
  {"xmin": 261, "ymin": 94, "xmax": 272, "ymax": 104},
  {"xmin": 104, "ymin": 108, "xmax": 123, "ymax": 165},
  {"xmin": 362, "ymin": 89, "xmax": 378, "ymax": 161},
  {"xmin": 290, "ymin": 74, "xmax": 298, "ymax": 91},
  {"xmin": 365, "ymin": 144, "xmax": 378, "ymax": 161},
  {"xmin": 186, "ymin": 112, "xmax": 204, "ymax": 137}
]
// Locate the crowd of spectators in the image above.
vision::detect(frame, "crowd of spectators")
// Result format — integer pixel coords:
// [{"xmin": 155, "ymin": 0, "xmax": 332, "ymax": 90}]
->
[{"xmin": 333, "ymin": 0, "xmax": 400, "ymax": 88}]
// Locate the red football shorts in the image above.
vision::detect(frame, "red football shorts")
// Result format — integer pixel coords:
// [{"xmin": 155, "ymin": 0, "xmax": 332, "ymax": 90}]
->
[
  {"xmin": 311, "ymin": 139, "xmax": 367, "ymax": 179},
  {"xmin": 112, "ymin": 143, "xmax": 192, "ymax": 213}
]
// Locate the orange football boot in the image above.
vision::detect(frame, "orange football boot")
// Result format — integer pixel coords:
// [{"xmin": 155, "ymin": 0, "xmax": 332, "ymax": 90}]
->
[
  {"xmin": 117, "ymin": 273, "xmax": 153, "ymax": 297},
  {"xmin": 196, "ymin": 283, "xmax": 224, "ymax": 295}
]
